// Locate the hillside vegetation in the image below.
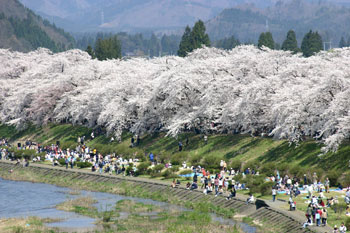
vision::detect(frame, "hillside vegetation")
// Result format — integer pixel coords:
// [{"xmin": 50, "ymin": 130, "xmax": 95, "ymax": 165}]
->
[
  {"xmin": 1, "ymin": 124, "xmax": 350, "ymax": 176},
  {"xmin": 0, "ymin": 0, "xmax": 74, "ymax": 52},
  {"xmin": 206, "ymin": 0, "xmax": 350, "ymax": 44}
]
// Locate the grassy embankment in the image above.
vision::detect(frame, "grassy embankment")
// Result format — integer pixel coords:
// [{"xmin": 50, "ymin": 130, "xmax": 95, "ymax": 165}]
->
[
  {"xmin": 1, "ymin": 123, "xmax": 350, "ymax": 175},
  {"xmin": 1, "ymin": 123, "xmax": 350, "ymax": 230}
]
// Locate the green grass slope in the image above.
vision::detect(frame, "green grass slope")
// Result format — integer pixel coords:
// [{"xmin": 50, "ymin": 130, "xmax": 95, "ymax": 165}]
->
[{"xmin": 0, "ymin": 123, "xmax": 349, "ymax": 175}]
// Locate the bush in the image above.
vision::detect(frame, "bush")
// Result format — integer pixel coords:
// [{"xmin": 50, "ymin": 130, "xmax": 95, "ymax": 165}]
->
[
  {"xmin": 345, "ymin": 217, "xmax": 350, "ymax": 230},
  {"xmin": 136, "ymin": 162, "xmax": 151, "ymax": 176},
  {"xmin": 339, "ymin": 172, "xmax": 350, "ymax": 188},
  {"xmin": 244, "ymin": 175, "xmax": 265, "ymax": 194},
  {"xmin": 170, "ymin": 152, "xmax": 187, "ymax": 166},
  {"xmin": 259, "ymin": 182, "xmax": 275, "ymax": 196},
  {"xmin": 169, "ymin": 165, "xmax": 180, "ymax": 173},
  {"xmin": 229, "ymin": 159, "xmax": 241, "ymax": 171},
  {"xmin": 260, "ymin": 162, "xmax": 276, "ymax": 176},
  {"xmin": 58, "ymin": 158, "xmax": 66, "ymax": 166},
  {"xmin": 179, "ymin": 169, "xmax": 193, "ymax": 175},
  {"xmin": 243, "ymin": 160, "xmax": 260, "ymax": 172},
  {"xmin": 327, "ymin": 170, "xmax": 341, "ymax": 187},
  {"xmin": 161, "ymin": 169, "xmax": 179, "ymax": 179},
  {"xmin": 200, "ymin": 154, "xmax": 222, "ymax": 170},
  {"xmin": 125, "ymin": 166, "xmax": 133, "ymax": 176},
  {"xmin": 189, "ymin": 153, "xmax": 202, "ymax": 166},
  {"xmin": 77, "ymin": 161, "xmax": 92, "ymax": 168},
  {"xmin": 331, "ymin": 202, "xmax": 347, "ymax": 215},
  {"xmin": 289, "ymin": 165, "xmax": 307, "ymax": 178},
  {"xmin": 153, "ymin": 164, "xmax": 164, "ymax": 173}
]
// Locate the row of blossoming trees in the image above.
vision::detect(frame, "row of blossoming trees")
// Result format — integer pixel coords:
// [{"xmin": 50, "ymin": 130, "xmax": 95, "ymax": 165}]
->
[{"xmin": 1, "ymin": 46, "xmax": 350, "ymax": 152}]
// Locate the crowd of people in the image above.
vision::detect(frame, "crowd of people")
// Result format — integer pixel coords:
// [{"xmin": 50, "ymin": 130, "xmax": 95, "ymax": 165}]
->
[{"xmin": 1, "ymin": 136, "xmax": 350, "ymax": 232}]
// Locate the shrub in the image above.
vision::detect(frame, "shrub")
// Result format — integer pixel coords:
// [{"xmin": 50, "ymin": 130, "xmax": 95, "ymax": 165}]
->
[
  {"xmin": 136, "ymin": 162, "xmax": 151, "ymax": 176},
  {"xmin": 179, "ymin": 169, "xmax": 193, "ymax": 175},
  {"xmin": 77, "ymin": 161, "xmax": 92, "ymax": 168},
  {"xmin": 169, "ymin": 165, "xmax": 180, "ymax": 173},
  {"xmin": 327, "ymin": 170, "xmax": 341, "ymax": 187},
  {"xmin": 200, "ymin": 154, "xmax": 222, "ymax": 170},
  {"xmin": 260, "ymin": 162, "xmax": 276, "ymax": 176},
  {"xmin": 259, "ymin": 182, "xmax": 275, "ymax": 196},
  {"xmin": 125, "ymin": 166, "xmax": 133, "ymax": 176},
  {"xmin": 243, "ymin": 160, "xmax": 260, "ymax": 171},
  {"xmin": 229, "ymin": 159, "xmax": 242, "ymax": 171},
  {"xmin": 339, "ymin": 172, "xmax": 350, "ymax": 188},
  {"xmin": 161, "ymin": 169, "xmax": 178, "ymax": 179},
  {"xmin": 189, "ymin": 153, "xmax": 202, "ymax": 166},
  {"xmin": 331, "ymin": 202, "xmax": 347, "ymax": 215},
  {"xmin": 289, "ymin": 165, "xmax": 307, "ymax": 178},
  {"xmin": 345, "ymin": 217, "xmax": 350, "ymax": 230},
  {"xmin": 153, "ymin": 164, "xmax": 164, "ymax": 173},
  {"xmin": 58, "ymin": 158, "xmax": 66, "ymax": 166},
  {"xmin": 244, "ymin": 175, "xmax": 265, "ymax": 194},
  {"xmin": 170, "ymin": 152, "xmax": 187, "ymax": 165}
]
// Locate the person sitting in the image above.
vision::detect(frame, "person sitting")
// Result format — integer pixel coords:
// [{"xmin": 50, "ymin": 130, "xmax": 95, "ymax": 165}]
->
[
  {"xmin": 246, "ymin": 194, "xmax": 255, "ymax": 204},
  {"xmin": 204, "ymin": 184, "xmax": 213, "ymax": 195},
  {"xmin": 186, "ymin": 182, "xmax": 191, "ymax": 190},
  {"xmin": 171, "ymin": 179, "xmax": 176, "ymax": 188},
  {"xmin": 289, "ymin": 196, "xmax": 296, "ymax": 211},
  {"xmin": 15, "ymin": 159, "xmax": 20, "ymax": 165},
  {"xmin": 227, "ymin": 186, "xmax": 236, "ymax": 200},
  {"xmin": 190, "ymin": 182, "xmax": 198, "ymax": 190},
  {"xmin": 215, "ymin": 187, "xmax": 223, "ymax": 197}
]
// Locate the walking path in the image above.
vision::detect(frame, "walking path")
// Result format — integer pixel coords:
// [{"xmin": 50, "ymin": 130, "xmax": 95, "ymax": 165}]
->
[{"xmin": 0, "ymin": 161, "xmax": 333, "ymax": 233}]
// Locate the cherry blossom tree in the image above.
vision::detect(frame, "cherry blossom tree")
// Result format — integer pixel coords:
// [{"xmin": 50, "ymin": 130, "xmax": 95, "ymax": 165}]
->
[{"xmin": 1, "ymin": 45, "xmax": 350, "ymax": 151}]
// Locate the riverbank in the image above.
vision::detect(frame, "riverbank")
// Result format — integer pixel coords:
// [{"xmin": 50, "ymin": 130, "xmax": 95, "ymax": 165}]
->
[
  {"xmin": 0, "ymin": 161, "xmax": 314, "ymax": 233},
  {"xmin": 1, "ymin": 123, "xmax": 350, "ymax": 175},
  {"xmin": 0, "ymin": 177, "xmax": 247, "ymax": 233}
]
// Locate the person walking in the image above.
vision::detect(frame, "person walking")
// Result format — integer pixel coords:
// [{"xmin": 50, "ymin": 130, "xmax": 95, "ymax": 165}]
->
[
  {"xmin": 325, "ymin": 177, "xmax": 330, "ymax": 193},
  {"xmin": 321, "ymin": 208, "xmax": 327, "ymax": 226},
  {"xmin": 272, "ymin": 187, "xmax": 277, "ymax": 202}
]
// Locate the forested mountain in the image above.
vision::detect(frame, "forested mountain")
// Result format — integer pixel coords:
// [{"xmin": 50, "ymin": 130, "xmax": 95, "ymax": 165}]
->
[
  {"xmin": 206, "ymin": 0, "xmax": 350, "ymax": 45},
  {"xmin": 19, "ymin": 0, "xmax": 240, "ymax": 33},
  {"xmin": 0, "ymin": 0, "xmax": 75, "ymax": 52}
]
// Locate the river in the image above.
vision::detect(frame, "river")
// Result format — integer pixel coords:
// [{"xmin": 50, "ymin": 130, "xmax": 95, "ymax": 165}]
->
[{"xmin": 0, "ymin": 178, "xmax": 256, "ymax": 232}]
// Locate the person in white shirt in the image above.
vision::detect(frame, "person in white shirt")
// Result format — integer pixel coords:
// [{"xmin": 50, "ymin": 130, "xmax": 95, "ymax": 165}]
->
[{"xmin": 339, "ymin": 223, "xmax": 347, "ymax": 233}]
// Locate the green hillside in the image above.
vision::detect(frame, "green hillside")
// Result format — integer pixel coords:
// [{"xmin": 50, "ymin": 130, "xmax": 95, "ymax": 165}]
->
[
  {"xmin": 1, "ymin": 123, "xmax": 349, "ymax": 177},
  {"xmin": 0, "ymin": 0, "xmax": 74, "ymax": 52}
]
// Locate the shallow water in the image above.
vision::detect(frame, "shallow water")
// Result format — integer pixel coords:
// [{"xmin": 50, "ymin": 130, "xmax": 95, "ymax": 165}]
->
[{"xmin": 0, "ymin": 178, "xmax": 256, "ymax": 233}]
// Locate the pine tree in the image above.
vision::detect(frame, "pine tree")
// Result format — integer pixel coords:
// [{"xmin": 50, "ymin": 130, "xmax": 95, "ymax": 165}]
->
[
  {"xmin": 94, "ymin": 36, "xmax": 121, "ymax": 61},
  {"xmin": 301, "ymin": 30, "xmax": 323, "ymax": 57},
  {"xmin": 85, "ymin": 45, "xmax": 95, "ymax": 59},
  {"xmin": 339, "ymin": 36, "xmax": 347, "ymax": 48},
  {"xmin": 177, "ymin": 20, "xmax": 210, "ymax": 57},
  {"xmin": 258, "ymin": 32, "xmax": 274, "ymax": 49},
  {"xmin": 281, "ymin": 30, "xmax": 299, "ymax": 53},
  {"xmin": 215, "ymin": 35, "xmax": 240, "ymax": 50},
  {"xmin": 149, "ymin": 33, "xmax": 160, "ymax": 57},
  {"xmin": 178, "ymin": 26, "xmax": 192, "ymax": 57},
  {"xmin": 190, "ymin": 20, "xmax": 210, "ymax": 50}
]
